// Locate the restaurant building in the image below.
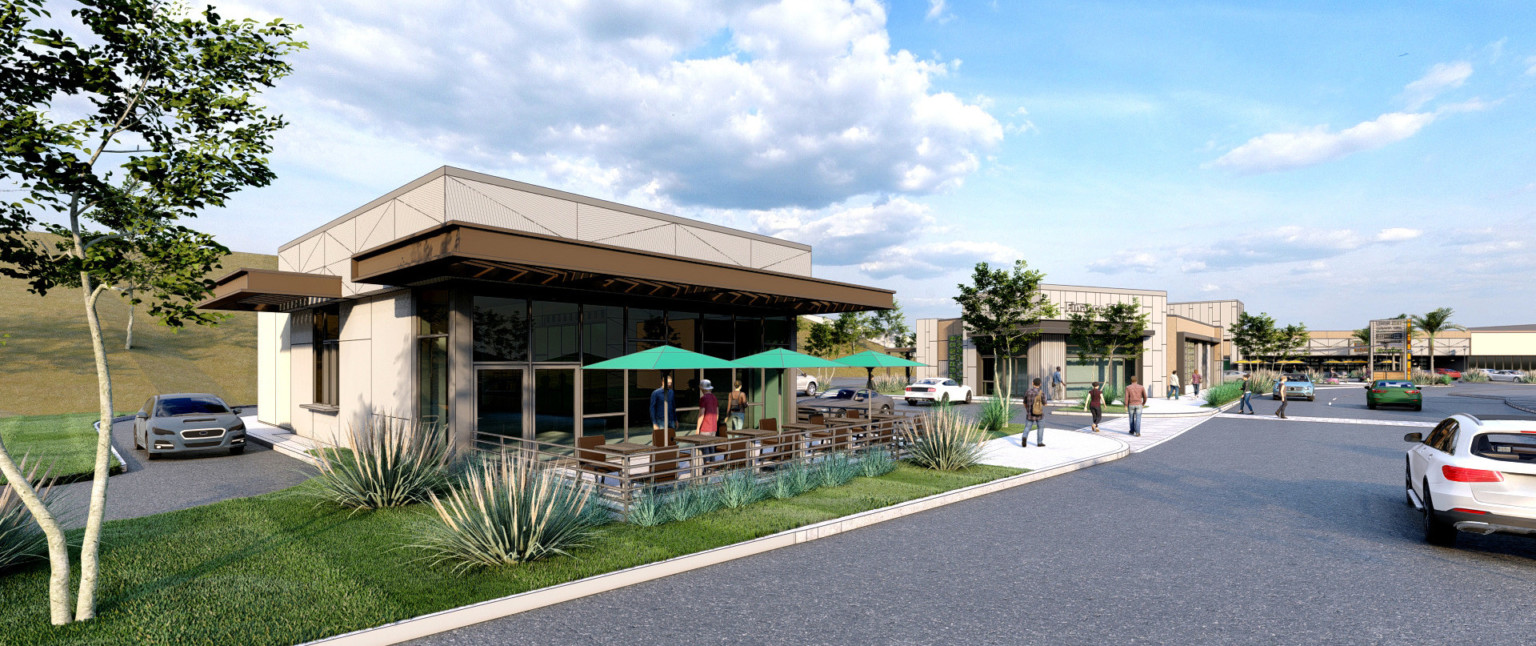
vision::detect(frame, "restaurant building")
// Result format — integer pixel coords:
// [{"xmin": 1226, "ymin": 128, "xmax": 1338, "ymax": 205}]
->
[
  {"xmin": 201, "ymin": 167, "xmax": 892, "ymax": 453},
  {"xmin": 914, "ymin": 285, "xmax": 1230, "ymax": 400},
  {"xmin": 1297, "ymin": 324, "xmax": 1536, "ymax": 372}
]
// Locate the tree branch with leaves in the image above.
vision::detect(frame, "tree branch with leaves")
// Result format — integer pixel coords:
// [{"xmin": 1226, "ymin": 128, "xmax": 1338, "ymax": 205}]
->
[
  {"xmin": 0, "ymin": 0, "xmax": 303, "ymax": 624},
  {"xmin": 954, "ymin": 260, "xmax": 1057, "ymax": 405}
]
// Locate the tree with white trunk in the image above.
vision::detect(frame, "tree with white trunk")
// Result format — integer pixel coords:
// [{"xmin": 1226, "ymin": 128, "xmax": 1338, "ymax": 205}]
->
[{"xmin": 0, "ymin": 0, "xmax": 302, "ymax": 624}]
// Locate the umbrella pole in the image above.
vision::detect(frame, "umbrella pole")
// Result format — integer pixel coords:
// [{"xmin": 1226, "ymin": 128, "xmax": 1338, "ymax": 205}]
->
[{"xmin": 867, "ymin": 367, "xmax": 875, "ymax": 419}]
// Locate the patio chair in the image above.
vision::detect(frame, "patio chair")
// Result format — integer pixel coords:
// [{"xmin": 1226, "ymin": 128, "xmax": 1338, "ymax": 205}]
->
[
  {"xmin": 651, "ymin": 426, "xmax": 677, "ymax": 447},
  {"xmin": 575, "ymin": 435, "xmax": 621, "ymax": 486},
  {"xmin": 757, "ymin": 418, "xmax": 778, "ymax": 432},
  {"xmin": 646, "ymin": 448, "xmax": 681, "ymax": 485}
]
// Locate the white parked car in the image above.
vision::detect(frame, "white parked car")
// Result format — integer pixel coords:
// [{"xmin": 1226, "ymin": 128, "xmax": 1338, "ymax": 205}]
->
[
  {"xmin": 795, "ymin": 371, "xmax": 818, "ymax": 396},
  {"xmin": 903, "ymin": 378, "xmax": 972, "ymax": 406},
  {"xmin": 1404, "ymin": 414, "xmax": 1536, "ymax": 545}
]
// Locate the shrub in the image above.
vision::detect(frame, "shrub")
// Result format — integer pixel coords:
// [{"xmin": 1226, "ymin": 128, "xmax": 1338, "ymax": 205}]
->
[
  {"xmin": 662, "ymin": 481, "xmax": 720, "ymax": 523},
  {"xmin": 1410, "ymin": 370, "xmax": 1439, "ymax": 386},
  {"xmin": 779, "ymin": 460, "xmax": 817, "ymax": 497},
  {"xmin": 1246, "ymin": 370, "xmax": 1279, "ymax": 393},
  {"xmin": 1461, "ymin": 369, "xmax": 1490, "ymax": 383},
  {"xmin": 873, "ymin": 375, "xmax": 911, "ymax": 395},
  {"xmin": 815, "ymin": 452, "xmax": 860, "ymax": 488},
  {"xmin": 312, "ymin": 416, "xmax": 454, "ymax": 510},
  {"xmin": 902, "ymin": 405, "xmax": 987, "ymax": 471},
  {"xmin": 626, "ymin": 489, "xmax": 666, "ymax": 526},
  {"xmin": 1202, "ymin": 381, "xmax": 1244, "ymax": 408},
  {"xmin": 858, "ymin": 447, "xmax": 897, "ymax": 478},
  {"xmin": 717, "ymin": 469, "xmax": 766, "ymax": 509},
  {"xmin": 976, "ymin": 396, "xmax": 1011, "ymax": 432},
  {"xmin": 1522, "ymin": 371, "xmax": 1536, "ymax": 384},
  {"xmin": 769, "ymin": 463, "xmax": 804, "ymax": 499},
  {"xmin": 0, "ymin": 456, "xmax": 65, "ymax": 571},
  {"xmin": 417, "ymin": 452, "xmax": 601, "ymax": 572},
  {"xmin": 1101, "ymin": 384, "xmax": 1124, "ymax": 406}
]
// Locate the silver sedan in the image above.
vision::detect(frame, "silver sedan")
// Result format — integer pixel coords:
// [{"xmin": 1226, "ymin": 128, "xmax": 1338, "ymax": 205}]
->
[{"xmin": 134, "ymin": 393, "xmax": 248, "ymax": 459}]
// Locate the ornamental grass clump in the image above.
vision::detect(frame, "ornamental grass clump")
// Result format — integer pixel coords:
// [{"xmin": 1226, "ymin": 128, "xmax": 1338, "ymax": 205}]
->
[
  {"xmin": 872, "ymin": 375, "xmax": 911, "ymax": 395},
  {"xmin": 1246, "ymin": 370, "xmax": 1279, "ymax": 393},
  {"xmin": 312, "ymin": 416, "xmax": 454, "ymax": 511},
  {"xmin": 1202, "ymin": 381, "xmax": 1244, "ymax": 408},
  {"xmin": 717, "ymin": 469, "xmax": 766, "ymax": 509},
  {"xmin": 857, "ymin": 447, "xmax": 897, "ymax": 478},
  {"xmin": 815, "ymin": 452, "xmax": 860, "ymax": 488},
  {"xmin": 418, "ymin": 452, "xmax": 601, "ymax": 571},
  {"xmin": 662, "ymin": 481, "xmax": 720, "ymax": 523},
  {"xmin": 976, "ymin": 396, "xmax": 1011, "ymax": 432},
  {"xmin": 1460, "ymin": 369, "xmax": 1490, "ymax": 383},
  {"xmin": 0, "ymin": 457, "xmax": 66, "ymax": 571},
  {"xmin": 1410, "ymin": 370, "xmax": 1440, "ymax": 386},
  {"xmin": 626, "ymin": 489, "xmax": 666, "ymax": 526},
  {"xmin": 902, "ymin": 405, "xmax": 987, "ymax": 471},
  {"xmin": 774, "ymin": 461, "xmax": 817, "ymax": 498},
  {"xmin": 1522, "ymin": 371, "xmax": 1536, "ymax": 384}
]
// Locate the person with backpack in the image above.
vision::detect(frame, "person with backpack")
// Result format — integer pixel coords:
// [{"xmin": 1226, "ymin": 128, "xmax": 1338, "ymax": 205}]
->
[
  {"xmin": 1087, "ymin": 381, "xmax": 1104, "ymax": 432},
  {"xmin": 1023, "ymin": 377, "xmax": 1047, "ymax": 447}
]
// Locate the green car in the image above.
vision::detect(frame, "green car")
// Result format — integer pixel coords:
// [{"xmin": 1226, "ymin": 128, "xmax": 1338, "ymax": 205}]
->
[{"xmin": 1366, "ymin": 380, "xmax": 1422, "ymax": 411}]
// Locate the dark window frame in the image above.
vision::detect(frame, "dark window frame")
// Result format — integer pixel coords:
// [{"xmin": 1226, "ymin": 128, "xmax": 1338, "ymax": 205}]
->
[{"xmin": 314, "ymin": 305, "xmax": 342, "ymax": 407}]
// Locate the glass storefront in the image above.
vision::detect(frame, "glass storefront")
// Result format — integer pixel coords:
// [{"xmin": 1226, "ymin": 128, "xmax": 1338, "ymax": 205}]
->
[{"xmin": 1065, "ymin": 344, "xmax": 1133, "ymax": 400}]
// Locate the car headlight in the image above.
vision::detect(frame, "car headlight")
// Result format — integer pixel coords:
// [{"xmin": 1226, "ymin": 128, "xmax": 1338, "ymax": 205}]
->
[
  {"xmin": 151, "ymin": 426, "xmax": 175, "ymax": 436},
  {"xmin": 230, "ymin": 421, "xmax": 246, "ymax": 433}
]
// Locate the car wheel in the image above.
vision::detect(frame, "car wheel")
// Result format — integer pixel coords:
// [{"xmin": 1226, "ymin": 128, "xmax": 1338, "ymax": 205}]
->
[
  {"xmin": 134, "ymin": 429, "xmax": 144, "ymax": 451},
  {"xmin": 1405, "ymin": 460, "xmax": 1415, "ymax": 506},
  {"xmin": 1421, "ymin": 484, "xmax": 1456, "ymax": 546},
  {"xmin": 229, "ymin": 446, "xmax": 245, "ymax": 456},
  {"xmin": 1368, "ymin": 402, "xmax": 1377, "ymax": 410},
  {"xmin": 805, "ymin": 382, "xmax": 817, "ymax": 397},
  {"xmin": 906, "ymin": 399, "xmax": 917, "ymax": 406},
  {"xmin": 147, "ymin": 451, "xmax": 162, "ymax": 461},
  {"xmin": 1414, "ymin": 404, "xmax": 1422, "ymax": 411},
  {"xmin": 940, "ymin": 393, "xmax": 950, "ymax": 404},
  {"xmin": 881, "ymin": 405, "xmax": 892, "ymax": 414},
  {"xmin": 1272, "ymin": 394, "xmax": 1279, "ymax": 400}
]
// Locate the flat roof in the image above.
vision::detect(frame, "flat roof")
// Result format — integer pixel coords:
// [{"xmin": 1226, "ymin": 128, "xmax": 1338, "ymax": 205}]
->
[
  {"xmin": 200, "ymin": 268, "xmax": 344, "ymax": 312},
  {"xmin": 1470, "ymin": 324, "xmax": 1536, "ymax": 332},
  {"xmin": 278, "ymin": 166, "xmax": 810, "ymax": 255},
  {"xmin": 349, "ymin": 221, "xmax": 892, "ymax": 314},
  {"xmin": 1041, "ymin": 283, "xmax": 1167, "ymax": 296}
]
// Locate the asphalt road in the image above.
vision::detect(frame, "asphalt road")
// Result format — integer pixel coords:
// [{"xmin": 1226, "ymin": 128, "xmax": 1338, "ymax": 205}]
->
[
  {"xmin": 414, "ymin": 382, "xmax": 1536, "ymax": 645},
  {"xmin": 52, "ymin": 411, "xmax": 313, "ymax": 526}
]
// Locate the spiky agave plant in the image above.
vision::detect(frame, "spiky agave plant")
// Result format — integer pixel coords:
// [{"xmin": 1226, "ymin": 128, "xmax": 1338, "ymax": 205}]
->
[
  {"xmin": 0, "ymin": 456, "xmax": 64, "ymax": 571},
  {"xmin": 625, "ymin": 489, "xmax": 666, "ymax": 526},
  {"xmin": 418, "ymin": 452, "xmax": 600, "ymax": 571},
  {"xmin": 902, "ymin": 406, "xmax": 987, "ymax": 471},
  {"xmin": 312, "ymin": 416, "xmax": 455, "ymax": 510}
]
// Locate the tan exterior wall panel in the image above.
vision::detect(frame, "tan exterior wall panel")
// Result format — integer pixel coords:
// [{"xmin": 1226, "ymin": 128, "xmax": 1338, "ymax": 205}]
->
[
  {"xmin": 1472, "ymin": 331, "xmax": 1536, "ymax": 356},
  {"xmin": 370, "ymin": 293, "xmax": 416, "ymax": 421}
]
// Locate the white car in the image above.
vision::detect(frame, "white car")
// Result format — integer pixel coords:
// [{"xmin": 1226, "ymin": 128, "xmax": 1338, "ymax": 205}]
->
[
  {"xmin": 903, "ymin": 378, "xmax": 972, "ymax": 406},
  {"xmin": 795, "ymin": 371, "xmax": 818, "ymax": 396},
  {"xmin": 1404, "ymin": 414, "xmax": 1536, "ymax": 545}
]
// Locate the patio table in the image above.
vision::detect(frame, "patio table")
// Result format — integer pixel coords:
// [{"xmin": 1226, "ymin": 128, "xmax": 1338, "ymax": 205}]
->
[
  {"xmin": 675, "ymin": 434, "xmax": 737, "ymax": 478},
  {"xmin": 590, "ymin": 441, "xmax": 654, "ymax": 477}
]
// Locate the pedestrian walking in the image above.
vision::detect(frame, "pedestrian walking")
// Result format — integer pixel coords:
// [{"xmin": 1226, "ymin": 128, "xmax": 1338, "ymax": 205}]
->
[
  {"xmin": 1192, "ymin": 370, "xmax": 1202, "ymax": 396},
  {"xmin": 1050, "ymin": 367, "xmax": 1065, "ymax": 401},
  {"xmin": 1237, "ymin": 374, "xmax": 1256, "ymax": 414},
  {"xmin": 727, "ymin": 380, "xmax": 749, "ymax": 430},
  {"xmin": 1168, "ymin": 371, "xmax": 1181, "ymax": 399},
  {"xmin": 1124, "ymin": 375, "xmax": 1147, "ymax": 437},
  {"xmin": 1023, "ymin": 377, "xmax": 1047, "ymax": 447},
  {"xmin": 1087, "ymin": 381, "xmax": 1104, "ymax": 432},
  {"xmin": 1274, "ymin": 376, "xmax": 1289, "ymax": 419}
]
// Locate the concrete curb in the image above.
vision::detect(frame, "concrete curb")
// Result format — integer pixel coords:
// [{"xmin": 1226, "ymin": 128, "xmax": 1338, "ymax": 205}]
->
[
  {"xmin": 300, "ymin": 439, "xmax": 1131, "ymax": 646},
  {"xmin": 243, "ymin": 425, "xmax": 320, "ymax": 466}
]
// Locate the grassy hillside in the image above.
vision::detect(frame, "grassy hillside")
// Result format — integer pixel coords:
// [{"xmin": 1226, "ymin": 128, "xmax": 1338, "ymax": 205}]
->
[{"xmin": 0, "ymin": 239, "xmax": 276, "ymax": 417}]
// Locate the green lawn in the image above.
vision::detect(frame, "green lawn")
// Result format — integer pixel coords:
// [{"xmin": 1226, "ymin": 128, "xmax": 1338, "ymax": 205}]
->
[
  {"xmin": 0, "ymin": 462, "xmax": 1022, "ymax": 645},
  {"xmin": 0, "ymin": 413, "xmax": 122, "ymax": 484}
]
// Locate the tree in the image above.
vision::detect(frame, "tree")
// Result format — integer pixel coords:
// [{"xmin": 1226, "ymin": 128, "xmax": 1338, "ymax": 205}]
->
[
  {"xmin": 0, "ymin": 0, "xmax": 303, "ymax": 624},
  {"xmin": 1351, "ymin": 327, "xmax": 1371, "ymax": 350},
  {"xmin": 1230, "ymin": 312, "xmax": 1278, "ymax": 365},
  {"xmin": 1067, "ymin": 301, "xmax": 1148, "ymax": 387},
  {"xmin": 1274, "ymin": 323, "xmax": 1309, "ymax": 359},
  {"xmin": 867, "ymin": 299, "xmax": 913, "ymax": 350},
  {"xmin": 1410, "ymin": 307, "xmax": 1464, "ymax": 374},
  {"xmin": 954, "ymin": 260, "xmax": 1057, "ymax": 403}
]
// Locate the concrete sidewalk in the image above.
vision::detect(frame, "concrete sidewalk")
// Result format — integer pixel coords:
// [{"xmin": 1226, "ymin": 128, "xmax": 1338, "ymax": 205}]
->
[{"xmin": 979, "ymin": 427, "xmax": 1127, "ymax": 469}]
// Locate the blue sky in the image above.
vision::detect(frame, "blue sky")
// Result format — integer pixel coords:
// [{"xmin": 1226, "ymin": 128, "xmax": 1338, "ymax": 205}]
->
[{"xmin": 160, "ymin": 1, "xmax": 1534, "ymax": 329}]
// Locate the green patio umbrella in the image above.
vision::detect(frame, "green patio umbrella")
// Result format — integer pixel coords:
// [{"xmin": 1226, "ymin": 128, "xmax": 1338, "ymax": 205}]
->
[
  {"xmin": 586, "ymin": 345, "xmax": 736, "ymax": 439},
  {"xmin": 731, "ymin": 348, "xmax": 846, "ymax": 426},
  {"xmin": 833, "ymin": 350, "xmax": 929, "ymax": 418}
]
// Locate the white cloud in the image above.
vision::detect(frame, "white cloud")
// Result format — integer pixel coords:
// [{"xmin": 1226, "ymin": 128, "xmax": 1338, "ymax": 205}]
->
[
  {"xmin": 925, "ymin": 0, "xmax": 951, "ymax": 23},
  {"xmin": 214, "ymin": 0, "xmax": 1002, "ymax": 211},
  {"xmin": 1211, "ymin": 112, "xmax": 1434, "ymax": 174},
  {"xmin": 859, "ymin": 240, "xmax": 1016, "ymax": 279},
  {"xmin": 1374, "ymin": 227, "xmax": 1422, "ymax": 242},
  {"xmin": 1525, "ymin": 55, "xmax": 1536, "ymax": 76},
  {"xmin": 1401, "ymin": 61, "xmax": 1472, "ymax": 110},
  {"xmin": 1087, "ymin": 251, "xmax": 1160, "ymax": 274}
]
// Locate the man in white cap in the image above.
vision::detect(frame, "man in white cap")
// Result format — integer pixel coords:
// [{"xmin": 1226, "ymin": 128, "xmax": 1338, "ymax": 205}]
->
[{"xmin": 695, "ymin": 378, "xmax": 719, "ymax": 435}]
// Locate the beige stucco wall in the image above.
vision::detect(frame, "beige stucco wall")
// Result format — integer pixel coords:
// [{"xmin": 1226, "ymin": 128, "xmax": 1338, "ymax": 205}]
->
[
  {"xmin": 256, "ymin": 311, "xmax": 291, "ymax": 428},
  {"xmin": 1040, "ymin": 284, "xmax": 1168, "ymax": 396},
  {"xmin": 1166, "ymin": 299, "xmax": 1244, "ymax": 362}
]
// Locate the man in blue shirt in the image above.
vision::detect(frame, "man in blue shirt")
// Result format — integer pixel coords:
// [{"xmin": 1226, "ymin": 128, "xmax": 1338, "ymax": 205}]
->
[{"xmin": 650, "ymin": 373, "xmax": 677, "ymax": 441}]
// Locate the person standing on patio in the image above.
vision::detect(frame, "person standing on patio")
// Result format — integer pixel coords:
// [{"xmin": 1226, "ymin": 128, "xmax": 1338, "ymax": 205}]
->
[
  {"xmin": 696, "ymin": 379, "xmax": 719, "ymax": 436},
  {"xmin": 1023, "ymin": 377, "xmax": 1047, "ymax": 447},
  {"xmin": 1191, "ymin": 370, "xmax": 1202, "ymax": 396},
  {"xmin": 1050, "ymin": 367, "xmax": 1065, "ymax": 401},
  {"xmin": 650, "ymin": 373, "xmax": 678, "ymax": 440},
  {"xmin": 727, "ymin": 380, "xmax": 749, "ymax": 430},
  {"xmin": 1125, "ymin": 375, "xmax": 1147, "ymax": 437},
  {"xmin": 1087, "ymin": 381, "xmax": 1104, "ymax": 432},
  {"xmin": 1238, "ymin": 374, "xmax": 1256, "ymax": 414},
  {"xmin": 1168, "ymin": 371, "xmax": 1181, "ymax": 399}
]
